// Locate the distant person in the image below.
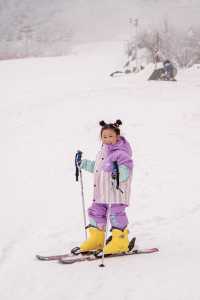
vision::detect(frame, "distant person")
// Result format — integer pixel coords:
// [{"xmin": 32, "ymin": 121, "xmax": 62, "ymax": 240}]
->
[{"xmin": 163, "ymin": 60, "xmax": 175, "ymax": 80}]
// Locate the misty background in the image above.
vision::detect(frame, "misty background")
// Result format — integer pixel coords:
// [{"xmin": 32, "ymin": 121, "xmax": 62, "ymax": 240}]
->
[{"xmin": 0, "ymin": 0, "xmax": 200, "ymax": 63}]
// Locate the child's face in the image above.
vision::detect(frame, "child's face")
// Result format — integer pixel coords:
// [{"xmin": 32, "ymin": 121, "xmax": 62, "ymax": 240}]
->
[{"xmin": 101, "ymin": 129, "xmax": 118, "ymax": 145}]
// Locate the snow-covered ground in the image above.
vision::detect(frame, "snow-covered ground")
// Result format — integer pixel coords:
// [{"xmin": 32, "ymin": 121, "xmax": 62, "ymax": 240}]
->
[{"xmin": 0, "ymin": 41, "xmax": 200, "ymax": 300}]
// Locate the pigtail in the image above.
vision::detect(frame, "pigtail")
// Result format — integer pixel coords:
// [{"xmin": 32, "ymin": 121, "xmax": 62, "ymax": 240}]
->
[
  {"xmin": 99, "ymin": 120, "xmax": 106, "ymax": 127},
  {"xmin": 114, "ymin": 119, "xmax": 122, "ymax": 127}
]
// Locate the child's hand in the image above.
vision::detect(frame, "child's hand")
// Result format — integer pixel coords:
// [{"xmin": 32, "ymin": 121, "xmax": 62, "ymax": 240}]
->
[
  {"xmin": 80, "ymin": 159, "xmax": 95, "ymax": 173},
  {"xmin": 81, "ymin": 159, "xmax": 87, "ymax": 169}
]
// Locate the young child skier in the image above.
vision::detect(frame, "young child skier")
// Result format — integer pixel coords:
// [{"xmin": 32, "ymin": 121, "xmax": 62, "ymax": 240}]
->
[{"xmin": 79, "ymin": 119, "xmax": 133, "ymax": 254}]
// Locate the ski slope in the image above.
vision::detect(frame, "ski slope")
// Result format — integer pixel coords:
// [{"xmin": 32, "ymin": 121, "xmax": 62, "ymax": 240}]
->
[{"xmin": 0, "ymin": 41, "xmax": 200, "ymax": 300}]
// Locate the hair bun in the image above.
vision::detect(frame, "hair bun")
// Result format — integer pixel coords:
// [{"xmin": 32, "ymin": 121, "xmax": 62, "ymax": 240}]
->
[
  {"xmin": 99, "ymin": 120, "xmax": 106, "ymax": 127},
  {"xmin": 115, "ymin": 119, "xmax": 122, "ymax": 127}
]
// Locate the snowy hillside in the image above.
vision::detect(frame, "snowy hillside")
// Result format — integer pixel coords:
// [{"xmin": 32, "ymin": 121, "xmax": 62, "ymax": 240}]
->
[{"xmin": 0, "ymin": 41, "xmax": 200, "ymax": 300}]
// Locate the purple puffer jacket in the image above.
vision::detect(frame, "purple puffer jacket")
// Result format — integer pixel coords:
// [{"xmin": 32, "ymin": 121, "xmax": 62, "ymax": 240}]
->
[
  {"xmin": 93, "ymin": 136, "xmax": 133, "ymax": 205},
  {"xmin": 103, "ymin": 136, "xmax": 133, "ymax": 172}
]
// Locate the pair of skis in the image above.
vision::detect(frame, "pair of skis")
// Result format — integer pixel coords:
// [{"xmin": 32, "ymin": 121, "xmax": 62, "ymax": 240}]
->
[{"xmin": 36, "ymin": 238, "xmax": 159, "ymax": 265}]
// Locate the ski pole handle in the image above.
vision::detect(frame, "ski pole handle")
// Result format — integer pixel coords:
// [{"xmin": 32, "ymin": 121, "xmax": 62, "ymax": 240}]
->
[
  {"xmin": 75, "ymin": 150, "xmax": 82, "ymax": 181},
  {"xmin": 112, "ymin": 161, "xmax": 120, "ymax": 189},
  {"xmin": 112, "ymin": 161, "xmax": 123, "ymax": 194}
]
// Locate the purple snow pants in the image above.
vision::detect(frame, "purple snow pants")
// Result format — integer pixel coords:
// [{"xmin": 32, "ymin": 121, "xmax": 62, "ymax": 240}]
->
[{"xmin": 88, "ymin": 202, "xmax": 128, "ymax": 230}]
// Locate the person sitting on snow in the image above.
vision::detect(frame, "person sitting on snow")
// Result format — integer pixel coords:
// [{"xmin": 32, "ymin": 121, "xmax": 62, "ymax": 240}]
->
[{"xmin": 163, "ymin": 60, "xmax": 175, "ymax": 80}]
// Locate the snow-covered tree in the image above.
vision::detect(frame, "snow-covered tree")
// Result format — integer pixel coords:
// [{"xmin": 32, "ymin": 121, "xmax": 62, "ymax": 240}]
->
[
  {"xmin": 126, "ymin": 19, "xmax": 200, "ymax": 68},
  {"xmin": 0, "ymin": 0, "xmax": 73, "ymax": 59}
]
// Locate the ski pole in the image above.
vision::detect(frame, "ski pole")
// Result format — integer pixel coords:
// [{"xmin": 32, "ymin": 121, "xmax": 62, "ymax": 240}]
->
[
  {"xmin": 99, "ymin": 161, "xmax": 123, "ymax": 267},
  {"xmin": 75, "ymin": 150, "xmax": 87, "ymax": 240},
  {"xmin": 75, "ymin": 151, "xmax": 82, "ymax": 181},
  {"xmin": 99, "ymin": 201, "xmax": 111, "ymax": 268}
]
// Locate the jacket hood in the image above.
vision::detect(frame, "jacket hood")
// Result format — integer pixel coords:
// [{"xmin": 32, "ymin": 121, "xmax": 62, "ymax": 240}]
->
[{"xmin": 105, "ymin": 136, "xmax": 132, "ymax": 157}]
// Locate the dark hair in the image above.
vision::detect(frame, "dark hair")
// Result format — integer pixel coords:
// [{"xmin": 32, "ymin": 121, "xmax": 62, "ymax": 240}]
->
[
  {"xmin": 99, "ymin": 119, "xmax": 122, "ymax": 136},
  {"xmin": 163, "ymin": 60, "xmax": 171, "ymax": 65}
]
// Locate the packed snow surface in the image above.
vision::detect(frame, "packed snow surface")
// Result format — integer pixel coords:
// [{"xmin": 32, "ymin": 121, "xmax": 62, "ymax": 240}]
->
[{"xmin": 0, "ymin": 41, "xmax": 200, "ymax": 299}]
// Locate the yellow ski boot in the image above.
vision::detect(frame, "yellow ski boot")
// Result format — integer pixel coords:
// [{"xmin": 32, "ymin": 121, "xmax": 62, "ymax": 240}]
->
[
  {"xmin": 80, "ymin": 226, "xmax": 105, "ymax": 252},
  {"xmin": 103, "ymin": 228, "xmax": 129, "ymax": 254}
]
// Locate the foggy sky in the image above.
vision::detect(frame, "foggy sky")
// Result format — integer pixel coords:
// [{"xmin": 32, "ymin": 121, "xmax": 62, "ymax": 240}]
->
[
  {"xmin": 1, "ymin": 0, "xmax": 200, "ymax": 43},
  {"xmin": 70, "ymin": 0, "xmax": 200, "ymax": 41}
]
